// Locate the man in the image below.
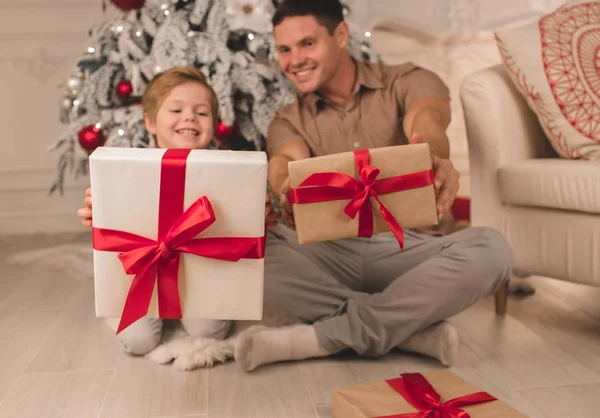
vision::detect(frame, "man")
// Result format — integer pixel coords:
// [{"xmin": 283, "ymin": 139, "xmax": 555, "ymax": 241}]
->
[{"xmin": 234, "ymin": 0, "xmax": 514, "ymax": 372}]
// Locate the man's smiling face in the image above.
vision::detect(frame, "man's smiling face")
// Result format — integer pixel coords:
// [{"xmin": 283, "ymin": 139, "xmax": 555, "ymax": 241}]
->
[{"xmin": 274, "ymin": 14, "xmax": 347, "ymax": 94}]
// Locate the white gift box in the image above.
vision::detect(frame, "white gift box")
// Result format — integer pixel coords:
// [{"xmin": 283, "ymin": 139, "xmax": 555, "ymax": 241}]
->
[{"xmin": 89, "ymin": 147, "xmax": 267, "ymax": 321}]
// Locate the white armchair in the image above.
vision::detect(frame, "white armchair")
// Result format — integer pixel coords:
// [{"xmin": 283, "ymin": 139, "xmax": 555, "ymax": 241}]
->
[{"xmin": 460, "ymin": 64, "xmax": 600, "ymax": 314}]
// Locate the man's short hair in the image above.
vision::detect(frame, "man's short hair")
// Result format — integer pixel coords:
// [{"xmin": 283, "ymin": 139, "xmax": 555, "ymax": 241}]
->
[{"xmin": 272, "ymin": 0, "xmax": 344, "ymax": 35}]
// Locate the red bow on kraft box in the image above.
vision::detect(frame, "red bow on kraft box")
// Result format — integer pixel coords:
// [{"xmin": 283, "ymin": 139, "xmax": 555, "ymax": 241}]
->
[
  {"xmin": 377, "ymin": 373, "xmax": 496, "ymax": 418},
  {"xmin": 331, "ymin": 370, "xmax": 527, "ymax": 418},
  {"xmin": 288, "ymin": 146, "xmax": 436, "ymax": 250},
  {"xmin": 92, "ymin": 149, "xmax": 265, "ymax": 334}
]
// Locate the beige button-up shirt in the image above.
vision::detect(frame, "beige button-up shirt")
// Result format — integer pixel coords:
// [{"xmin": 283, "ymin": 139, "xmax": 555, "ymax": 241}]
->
[
  {"xmin": 266, "ymin": 60, "xmax": 456, "ymax": 235},
  {"xmin": 267, "ymin": 60, "xmax": 450, "ymax": 157}
]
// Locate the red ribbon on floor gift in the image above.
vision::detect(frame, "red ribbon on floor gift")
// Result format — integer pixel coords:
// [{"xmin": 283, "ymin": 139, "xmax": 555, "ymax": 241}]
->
[
  {"xmin": 92, "ymin": 149, "xmax": 265, "ymax": 335},
  {"xmin": 287, "ymin": 150, "xmax": 434, "ymax": 250},
  {"xmin": 376, "ymin": 373, "xmax": 497, "ymax": 418}
]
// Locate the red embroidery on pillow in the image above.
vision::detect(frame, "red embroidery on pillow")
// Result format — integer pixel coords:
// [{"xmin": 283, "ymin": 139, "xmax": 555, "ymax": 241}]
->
[
  {"xmin": 497, "ymin": 34, "xmax": 578, "ymax": 158},
  {"xmin": 540, "ymin": 2, "xmax": 600, "ymax": 143}
]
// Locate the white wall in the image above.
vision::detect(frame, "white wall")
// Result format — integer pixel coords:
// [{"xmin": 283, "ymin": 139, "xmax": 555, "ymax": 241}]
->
[
  {"xmin": 347, "ymin": 0, "xmax": 567, "ymax": 37},
  {"xmin": 0, "ymin": 1, "xmax": 100, "ymax": 235},
  {"xmin": 0, "ymin": 0, "xmax": 569, "ymax": 235}
]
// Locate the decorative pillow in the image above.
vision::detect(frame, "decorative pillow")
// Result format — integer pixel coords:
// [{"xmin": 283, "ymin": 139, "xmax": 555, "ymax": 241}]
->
[{"xmin": 495, "ymin": 0, "xmax": 600, "ymax": 160}]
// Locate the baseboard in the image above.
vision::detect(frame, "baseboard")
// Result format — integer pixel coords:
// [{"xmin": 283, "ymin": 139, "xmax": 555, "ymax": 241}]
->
[
  {"xmin": 0, "ymin": 211, "xmax": 87, "ymax": 235},
  {"xmin": 0, "ymin": 167, "xmax": 89, "ymax": 235}
]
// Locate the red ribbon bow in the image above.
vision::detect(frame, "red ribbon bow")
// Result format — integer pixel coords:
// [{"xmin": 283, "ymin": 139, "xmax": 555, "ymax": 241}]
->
[
  {"xmin": 288, "ymin": 150, "xmax": 434, "ymax": 250},
  {"xmin": 376, "ymin": 373, "xmax": 497, "ymax": 418},
  {"xmin": 92, "ymin": 149, "xmax": 264, "ymax": 334}
]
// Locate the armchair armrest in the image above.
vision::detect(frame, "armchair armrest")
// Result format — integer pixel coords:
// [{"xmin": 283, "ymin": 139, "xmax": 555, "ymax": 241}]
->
[{"xmin": 459, "ymin": 64, "xmax": 555, "ymax": 227}]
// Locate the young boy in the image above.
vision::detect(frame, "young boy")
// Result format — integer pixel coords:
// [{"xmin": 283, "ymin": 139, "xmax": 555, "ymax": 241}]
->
[{"xmin": 77, "ymin": 66, "xmax": 280, "ymax": 356}]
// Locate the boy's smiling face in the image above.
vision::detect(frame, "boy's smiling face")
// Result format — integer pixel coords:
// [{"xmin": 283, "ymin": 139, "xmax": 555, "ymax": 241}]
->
[{"xmin": 145, "ymin": 81, "xmax": 215, "ymax": 149}]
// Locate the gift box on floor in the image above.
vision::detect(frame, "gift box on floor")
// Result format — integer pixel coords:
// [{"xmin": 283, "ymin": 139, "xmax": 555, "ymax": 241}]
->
[
  {"xmin": 288, "ymin": 143, "xmax": 438, "ymax": 249},
  {"xmin": 89, "ymin": 147, "xmax": 267, "ymax": 334},
  {"xmin": 332, "ymin": 370, "xmax": 528, "ymax": 417}
]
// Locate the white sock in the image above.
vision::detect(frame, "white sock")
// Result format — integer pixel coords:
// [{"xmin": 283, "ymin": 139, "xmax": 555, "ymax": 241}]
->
[
  {"xmin": 234, "ymin": 324, "xmax": 331, "ymax": 371},
  {"xmin": 397, "ymin": 321, "xmax": 459, "ymax": 367}
]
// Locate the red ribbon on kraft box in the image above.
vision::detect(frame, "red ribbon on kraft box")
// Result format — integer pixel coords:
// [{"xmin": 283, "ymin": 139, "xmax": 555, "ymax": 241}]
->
[
  {"xmin": 377, "ymin": 373, "xmax": 497, "ymax": 418},
  {"xmin": 288, "ymin": 149, "xmax": 434, "ymax": 250}
]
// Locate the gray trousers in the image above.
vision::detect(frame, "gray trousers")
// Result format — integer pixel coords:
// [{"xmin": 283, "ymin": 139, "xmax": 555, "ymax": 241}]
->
[
  {"xmin": 118, "ymin": 318, "xmax": 232, "ymax": 356},
  {"xmin": 264, "ymin": 224, "xmax": 513, "ymax": 357}
]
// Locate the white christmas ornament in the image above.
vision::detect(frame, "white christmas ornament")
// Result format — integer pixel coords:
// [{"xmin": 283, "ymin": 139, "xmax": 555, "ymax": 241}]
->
[{"xmin": 225, "ymin": 0, "xmax": 274, "ymax": 33}]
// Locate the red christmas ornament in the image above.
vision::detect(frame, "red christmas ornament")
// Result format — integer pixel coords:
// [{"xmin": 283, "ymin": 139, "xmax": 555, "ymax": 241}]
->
[
  {"xmin": 109, "ymin": 0, "xmax": 145, "ymax": 11},
  {"xmin": 78, "ymin": 125, "xmax": 105, "ymax": 151},
  {"xmin": 116, "ymin": 79, "xmax": 133, "ymax": 98},
  {"xmin": 215, "ymin": 122, "xmax": 234, "ymax": 142}
]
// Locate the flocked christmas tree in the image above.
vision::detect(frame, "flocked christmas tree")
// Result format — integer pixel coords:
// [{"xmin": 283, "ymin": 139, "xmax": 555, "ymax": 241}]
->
[{"xmin": 50, "ymin": 0, "xmax": 381, "ymax": 194}]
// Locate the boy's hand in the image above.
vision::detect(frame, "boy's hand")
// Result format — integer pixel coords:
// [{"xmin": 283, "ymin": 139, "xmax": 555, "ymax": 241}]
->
[
  {"xmin": 77, "ymin": 187, "xmax": 93, "ymax": 227},
  {"xmin": 265, "ymin": 193, "xmax": 281, "ymax": 228}
]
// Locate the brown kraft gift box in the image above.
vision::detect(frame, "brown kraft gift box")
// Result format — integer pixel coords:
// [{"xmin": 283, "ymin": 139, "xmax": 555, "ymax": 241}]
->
[
  {"xmin": 288, "ymin": 143, "xmax": 438, "ymax": 245},
  {"xmin": 332, "ymin": 370, "xmax": 529, "ymax": 417}
]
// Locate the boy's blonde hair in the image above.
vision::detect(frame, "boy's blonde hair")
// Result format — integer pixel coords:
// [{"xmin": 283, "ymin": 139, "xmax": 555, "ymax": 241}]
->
[{"xmin": 142, "ymin": 66, "xmax": 219, "ymax": 130}]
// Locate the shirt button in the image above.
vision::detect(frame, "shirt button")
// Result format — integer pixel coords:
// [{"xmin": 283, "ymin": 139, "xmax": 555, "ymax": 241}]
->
[{"xmin": 353, "ymin": 141, "xmax": 360, "ymax": 149}]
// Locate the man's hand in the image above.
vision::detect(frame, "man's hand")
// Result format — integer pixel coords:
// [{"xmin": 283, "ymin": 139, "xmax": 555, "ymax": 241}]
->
[
  {"xmin": 279, "ymin": 177, "xmax": 296, "ymax": 230},
  {"xmin": 77, "ymin": 187, "xmax": 93, "ymax": 227},
  {"xmin": 410, "ymin": 133, "xmax": 460, "ymax": 221},
  {"xmin": 265, "ymin": 193, "xmax": 281, "ymax": 228}
]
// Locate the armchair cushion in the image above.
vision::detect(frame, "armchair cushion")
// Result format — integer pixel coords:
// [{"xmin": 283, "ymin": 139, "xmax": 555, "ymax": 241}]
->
[
  {"xmin": 498, "ymin": 159, "xmax": 600, "ymax": 214},
  {"xmin": 495, "ymin": 0, "xmax": 600, "ymax": 160}
]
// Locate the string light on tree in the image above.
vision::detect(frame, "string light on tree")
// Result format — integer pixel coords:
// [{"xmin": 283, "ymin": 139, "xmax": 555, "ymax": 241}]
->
[
  {"xmin": 65, "ymin": 73, "xmax": 84, "ymax": 98},
  {"xmin": 110, "ymin": 23, "xmax": 126, "ymax": 37},
  {"xmin": 59, "ymin": 98, "xmax": 73, "ymax": 124},
  {"xmin": 160, "ymin": 2, "xmax": 173, "ymax": 16}
]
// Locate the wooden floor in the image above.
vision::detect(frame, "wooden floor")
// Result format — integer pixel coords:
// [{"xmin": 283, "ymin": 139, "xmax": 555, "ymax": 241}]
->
[{"xmin": 1, "ymin": 232, "xmax": 600, "ymax": 418}]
